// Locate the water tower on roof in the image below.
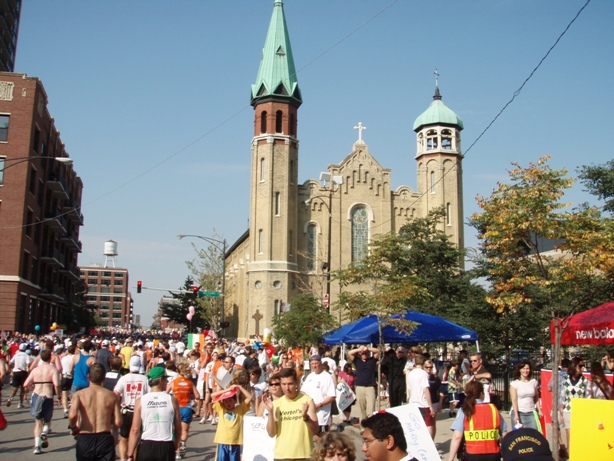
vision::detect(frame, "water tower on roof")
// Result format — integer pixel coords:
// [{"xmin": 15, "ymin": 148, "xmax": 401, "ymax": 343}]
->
[{"xmin": 103, "ymin": 240, "xmax": 118, "ymax": 268}]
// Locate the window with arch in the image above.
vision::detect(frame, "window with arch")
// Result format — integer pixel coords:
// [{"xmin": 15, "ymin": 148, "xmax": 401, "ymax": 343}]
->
[
  {"xmin": 306, "ymin": 224, "xmax": 317, "ymax": 270},
  {"xmin": 260, "ymin": 157, "xmax": 265, "ymax": 182},
  {"xmin": 446, "ymin": 202, "xmax": 451, "ymax": 226},
  {"xmin": 275, "ymin": 192, "xmax": 281, "ymax": 216},
  {"xmin": 426, "ymin": 129, "xmax": 438, "ymax": 150},
  {"xmin": 258, "ymin": 229, "xmax": 264, "ymax": 254},
  {"xmin": 290, "ymin": 113, "xmax": 296, "ymax": 136},
  {"xmin": 351, "ymin": 206, "xmax": 369, "ymax": 263},
  {"xmin": 275, "ymin": 110, "xmax": 283, "ymax": 133},
  {"xmin": 260, "ymin": 111, "xmax": 267, "ymax": 134},
  {"xmin": 430, "ymin": 171, "xmax": 436, "ymax": 194},
  {"xmin": 442, "ymin": 129, "xmax": 452, "ymax": 150}
]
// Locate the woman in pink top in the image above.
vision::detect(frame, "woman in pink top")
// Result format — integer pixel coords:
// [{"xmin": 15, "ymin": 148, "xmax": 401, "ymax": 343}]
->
[{"xmin": 338, "ymin": 363, "xmax": 356, "ymax": 423}]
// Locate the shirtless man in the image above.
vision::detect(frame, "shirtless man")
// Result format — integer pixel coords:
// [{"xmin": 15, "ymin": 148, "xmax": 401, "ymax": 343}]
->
[
  {"xmin": 23, "ymin": 349, "xmax": 61, "ymax": 454},
  {"xmin": 69, "ymin": 363, "xmax": 122, "ymax": 461}
]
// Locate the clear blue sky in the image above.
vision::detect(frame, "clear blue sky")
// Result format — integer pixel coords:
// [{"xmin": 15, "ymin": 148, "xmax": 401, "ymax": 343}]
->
[{"xmin": 15, "ymin": 0, "xmax": 613, "ymax": 325}]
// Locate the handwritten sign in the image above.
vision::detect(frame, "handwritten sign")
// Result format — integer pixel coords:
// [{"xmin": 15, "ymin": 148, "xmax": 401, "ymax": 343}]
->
[
  {"xmin": 243, "ymin": 415, "xmax": 276, "ymax": 461},
  {"xmin": 386, "ymin": 404, "xmax": 440, "ymax": 461}
]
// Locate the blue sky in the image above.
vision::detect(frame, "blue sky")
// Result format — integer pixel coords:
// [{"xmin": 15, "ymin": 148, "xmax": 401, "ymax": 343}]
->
[{"xmin": 15, "ymin": 0, "xmax": 613, "ymax": 325}]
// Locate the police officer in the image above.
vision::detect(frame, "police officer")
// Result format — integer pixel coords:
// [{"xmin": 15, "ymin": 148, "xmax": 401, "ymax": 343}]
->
[{"xmin": 448, "ymin": 380, "xmax": 508, "ymax": 461}]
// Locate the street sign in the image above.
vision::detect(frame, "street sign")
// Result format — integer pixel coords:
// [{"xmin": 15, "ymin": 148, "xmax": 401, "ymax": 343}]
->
[
  {"xmin": 198, "ymin": 291, "xmax": 220, "ymax": 298},
  {"xmin": 323, "ymin": 293, "xmax": 329, "ymax": 307}
]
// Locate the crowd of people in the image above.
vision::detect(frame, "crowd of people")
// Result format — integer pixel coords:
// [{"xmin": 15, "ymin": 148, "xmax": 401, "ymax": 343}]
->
[{"xmin": 2, "ymin": 330, "xmax": 610, "ymax": 460}]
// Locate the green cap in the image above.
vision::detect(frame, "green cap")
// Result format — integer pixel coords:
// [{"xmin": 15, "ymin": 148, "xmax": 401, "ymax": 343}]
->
[{"xmin": 148, "ymin": 366, "xmax": 169, "ymax": 380}]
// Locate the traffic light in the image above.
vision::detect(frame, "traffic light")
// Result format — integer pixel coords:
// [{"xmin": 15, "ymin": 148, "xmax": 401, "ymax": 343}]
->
[
  {"xmin": 137, "ymin": 281, "xmax": 142, "ymax": 294},
  {"xmin": 218, "ymin": 321, "xmax": 230, "ymax": 328},
  {"xmin": 192, "ymin": 286, "xmax": 199, "ymax": 296}
]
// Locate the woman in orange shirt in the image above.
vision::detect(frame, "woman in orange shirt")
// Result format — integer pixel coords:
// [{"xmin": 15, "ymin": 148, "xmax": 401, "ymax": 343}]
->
[{"xmin": 167, "ymin": 362, "xmax": 200, "ymax": 459}]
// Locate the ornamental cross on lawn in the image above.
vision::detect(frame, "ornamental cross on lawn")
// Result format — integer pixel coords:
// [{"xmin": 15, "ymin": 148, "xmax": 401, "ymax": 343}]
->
[{"xmin": 354, "ymin": 122, "xmax": 366, "ymax": 144}]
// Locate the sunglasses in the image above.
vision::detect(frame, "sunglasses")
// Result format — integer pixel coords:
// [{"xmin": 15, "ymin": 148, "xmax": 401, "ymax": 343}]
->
[{"xmin": 269, "ymin": 382, "xmax": 281, "ymax": 386}]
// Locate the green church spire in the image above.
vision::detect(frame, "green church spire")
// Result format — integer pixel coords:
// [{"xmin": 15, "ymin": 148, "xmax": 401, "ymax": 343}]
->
[{"xmin": 251, "ymin": 1, "xmax": 302, "ymax": 108}]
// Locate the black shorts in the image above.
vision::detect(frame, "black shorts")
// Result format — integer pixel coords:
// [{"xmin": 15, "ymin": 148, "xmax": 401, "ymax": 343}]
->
[
  {"xmin": 76, "ymin": 432, "xmax": 115, "ymax": 461},
  {"xmin": 120, "ymin": 410, "xmax": 134, "ymax": 438},
  {"xmin": 137, "ymin": 440, "xmax": 175, "ymax": 461},
  {"xmin": 11, "ymin": 370, "xmax": 28, "ymax": 388},
  {"xmin": 61, "ymin": 377, "xmax": 74, "ymax": 392}
]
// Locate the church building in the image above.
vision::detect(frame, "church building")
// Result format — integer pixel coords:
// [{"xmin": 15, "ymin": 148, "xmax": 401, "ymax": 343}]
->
[{"xmin": 224, "ymin": 1, "xmax": 464, "ymax": 339}]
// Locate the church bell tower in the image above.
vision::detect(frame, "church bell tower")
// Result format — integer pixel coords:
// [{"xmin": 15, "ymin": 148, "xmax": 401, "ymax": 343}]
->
[{"xmin": 246, "ymin": 0, "xmax": 302, "ymax": 334}]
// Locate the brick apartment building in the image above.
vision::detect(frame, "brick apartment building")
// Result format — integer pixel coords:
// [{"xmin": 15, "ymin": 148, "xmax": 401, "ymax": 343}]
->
[
  {"xmin": 79, "ymin": 265, "xmax": 133, "ymax": 328},
  {"xmin": 0, "ymin": 72, "xmax": 84, "ymax": 333}
]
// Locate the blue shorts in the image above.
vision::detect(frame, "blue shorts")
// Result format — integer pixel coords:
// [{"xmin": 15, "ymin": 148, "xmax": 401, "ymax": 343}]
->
[
  {"xmin": 30, "ymin": 394, "xmax": 54, "ymax": 422},
  {"xmin": 180, "ymin": 406, "xmax": 193, "ymax": 424},
  {"xmin": 216, "ymin": 444, "xmax": 240, "ymax": 461}
]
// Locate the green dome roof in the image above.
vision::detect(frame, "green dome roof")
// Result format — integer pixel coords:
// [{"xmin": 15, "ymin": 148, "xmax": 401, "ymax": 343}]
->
[{"xmin": 413, "ymin": 88, "xmax": 463, "ymax": 131}]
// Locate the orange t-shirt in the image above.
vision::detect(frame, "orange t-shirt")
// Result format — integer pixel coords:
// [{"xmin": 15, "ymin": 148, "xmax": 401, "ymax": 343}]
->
[{"xmin": 171, "ymin": 376, "xmax": 194, "ymax": 408}]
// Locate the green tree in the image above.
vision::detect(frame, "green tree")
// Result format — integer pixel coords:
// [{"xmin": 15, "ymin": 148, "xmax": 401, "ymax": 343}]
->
[
  {"xmin": 162, "ymin": 276, "xmax": 210, "ymax": 331},
  {"xmin": 65, "ymin": 280, "xmax": 97, "ymax": 333},
  {"xmin": 472, "ymin": 156, "xmax": 614, "ymax": 459},
  {"xmin": 578, "ymin": 159, "xmax": 614, "ymax": 212},
  {"xmin": 185, "ymin": 232, "xmax": 225, "ymax": 330},
  {"xmin": 272, "ymin": 293, "xmax": 337, "ymax": 348}
]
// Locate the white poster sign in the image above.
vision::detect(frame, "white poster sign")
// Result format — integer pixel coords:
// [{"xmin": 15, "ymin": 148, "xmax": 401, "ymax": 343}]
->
[
  {"xmin": 243, "ymin": 415, "xmax": 276, "ymax": 461},
  {"xmin": 386, "ymin": 404, "xmax": 440, "ymax": 461}
]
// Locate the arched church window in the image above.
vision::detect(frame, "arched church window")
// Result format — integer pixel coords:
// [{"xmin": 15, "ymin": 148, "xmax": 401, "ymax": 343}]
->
[
  {"xmin": 441, "ymin": 129, "xmax": 452, "ymax": 150},
  {"xmin": 351, "ymin": 206, "xmax": 369, "ymax": 263},
  {"xmin": 275, "ymin": 192, "xmax": 281, "ymax": 216},
  {"xmin": 306, "ymin": 224, "xmax": 316, "ymax": 270},
  {"xmin": 276, "ymin": 110, "xmax": 283, "ymax": 133},
  {"xmin": 290, "ymin": 113, "xmax": 296, "ymax": 136},
  {"xmin": 431, "ymin": 171, "xmax": 436, "ymax": 194},
  {"xmin": 260, "ymin": 111, "xmax": 267, "ymax": 134},
  {"xmin": 260, "ymin": 158, "xmax": 265, "ymax": 182},
  {"xmin": 426, "ymin": 129, "xmax": 438, "ymax": 150},
  {"xmin": 258, "ymin": 229, "xmax": 264, "ymax": 254}
]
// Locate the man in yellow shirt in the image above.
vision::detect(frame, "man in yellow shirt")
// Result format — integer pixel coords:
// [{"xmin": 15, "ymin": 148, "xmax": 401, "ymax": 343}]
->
[{"xmin": 263, "ymin": 368, "xmax": 318, "ymax": 461}]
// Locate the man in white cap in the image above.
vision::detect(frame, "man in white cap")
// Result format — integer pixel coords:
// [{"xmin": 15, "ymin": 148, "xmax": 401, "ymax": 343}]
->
[
  {"xmin": 7, "ymin": 342, "xmax": 30, "ymax": 408},
  {"xmin": 114, "ymin": 356, "xmax": 150, "ymax": 461}
]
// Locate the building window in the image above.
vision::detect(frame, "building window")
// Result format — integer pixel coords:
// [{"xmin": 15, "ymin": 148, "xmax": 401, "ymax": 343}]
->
[
  {"xmin": 442, "ymin": 129, "xmax": 452, "ymax": 150},
  {"xmin": 0, "ymin": 157, "xmax": 4, "ymax": 184},
  {"xmin": 275, "ymin": 192, "xmax": 281, "ymax": 216},
  {"xmin": 114, "ymin": 272, "xmax": 124, "ymax": 277},
  {"xmin": 351, "ymin": 206, "xmax": 369, "ymax": 263},
  {"xmin": 114, "ymin": 288, "xmax": 123, "ymax": 294},
  {"xmin": 25, "ymin": 209, "xmax": 33, "ymax": 237},
  {"xmin": 87, "ymin": 278, "xmax": 97, "ymax": 284},
  {"xmin": 114, "ymin": 279, "xmax": 123, "ymax": 285},
  {"xmin": 430, "ymin": 171, "xmax": 436, "ymax": 194},
  {"xmin": 306, "ymin": 224, "xmax": 316, "ymax": 270},
  {"xmin": 0, "ymin": 115, "xmax": 9, "ymax": 142},
  {"xmin": 275, "ymin": 110, "xmax": 283, "ymax": 133},
  {"xmin": 426, "ymin": 129, "xmax": 438, "ymax": 150},
  {"xmin": 260, "ymin": 111, "xmax": 267, "ymax": 133},
  {"xmin": 29, "ymin": 168, "xmax": 36, "ymax": 194},
  {"xmin": 446, "ymin": 202, "xmax": 452, "ymax": 226},
  {"xmin": 274, "ymin": 300, "xmax": 279, "ymax": 316},
  {"xmin": 88, "ymin": 271, "xmax": 98, "ymax": 276},
  {"xmin": 102, "ymin": 271, "xmax": 112, "ymax": 277},
  {"xmin": 21, "ymin": 251, "xmax": 30, "ymax": 279},
  {"xmin": 290, "ymin": 113, "xmax": 296, "ymax": 136},
  {"xmin": 258, "ymin": 229, "xmax": 264, "ymax": 254},
  {"xmin": 260, "ymin": 158, "xmax": 265, "ymax": 182}
]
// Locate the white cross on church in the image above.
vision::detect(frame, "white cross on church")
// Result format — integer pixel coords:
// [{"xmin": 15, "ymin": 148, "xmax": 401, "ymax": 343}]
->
[{"xmin": 354, "ymin": 122, "xmax": 367, "ymax": 144}]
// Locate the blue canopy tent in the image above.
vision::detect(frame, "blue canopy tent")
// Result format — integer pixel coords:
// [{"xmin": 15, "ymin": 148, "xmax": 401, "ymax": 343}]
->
[{"xmin": 323, "ymin": 312, "xmax": 477, "ymax": 345}]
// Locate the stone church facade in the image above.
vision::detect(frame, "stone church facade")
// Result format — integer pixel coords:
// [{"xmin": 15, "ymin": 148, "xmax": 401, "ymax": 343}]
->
[{"xmin": 224, "ymin": 1, "xmax": 464, "ymax": 339}]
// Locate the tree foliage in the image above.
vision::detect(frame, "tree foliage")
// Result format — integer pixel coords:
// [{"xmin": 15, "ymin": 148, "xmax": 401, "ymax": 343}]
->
[
  {"xmin": 162, "ymin": 276, "xmax": 209, "ymax": 330},
  {"xmin": 472, "ymin": 156, "xmax": 614, "ymax": 459},
  {"xmin": 271, "ymin": 293, "xmax": 337, "ymax": 348},
  {"xmin": 578, "ymin": 159, "xmax": 614, "ymax": 213},
  {"xmin": 184, "ymin": 231, "xmax": 226, "ymax": 328},
  {"xmin": 335, "ymin": 207, "xmax": 476, "ymax": 337}
]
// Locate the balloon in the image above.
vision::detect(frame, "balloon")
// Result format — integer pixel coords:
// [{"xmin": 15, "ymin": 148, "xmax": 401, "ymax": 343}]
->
[
  {"xmin": 35, "ymin": 325, "xmax": 41, "ymax": 331},
  {"xmin": 186, "ymin": 313, "xmax": 193, "ymax": 321},
  {"xmin": 189, "ymin": 306, "xmax": 195, "ymax": 315},
  {"xmin": 52, "ymin": 322, "xmax": 57, "ymax": 327},
  {"xmin": 50, "ymin": 325, "xmax": 56, "ymax": 331}
]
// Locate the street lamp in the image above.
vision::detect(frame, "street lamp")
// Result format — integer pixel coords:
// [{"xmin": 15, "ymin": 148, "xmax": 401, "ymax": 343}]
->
[
  {"xmin": 0, "ymin": 156, "xmax": 73, "ymax": 173},
  {"xmin": 304, "ymin": 174, "xmax": 343, "ymax": 312},
  {"xmin": 177, "ymin": 234, "xmax": 228, "ymax": 330}
]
